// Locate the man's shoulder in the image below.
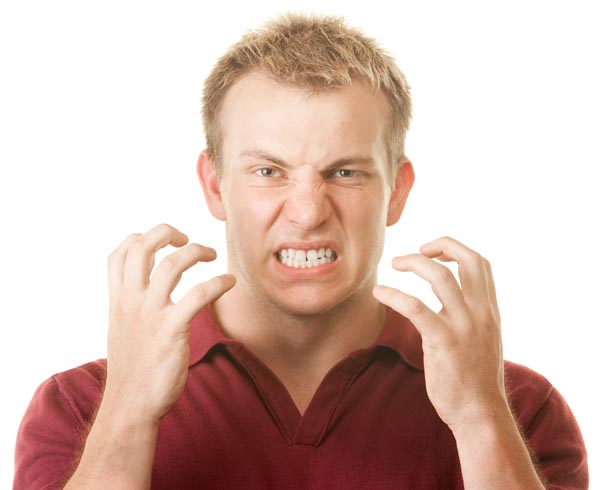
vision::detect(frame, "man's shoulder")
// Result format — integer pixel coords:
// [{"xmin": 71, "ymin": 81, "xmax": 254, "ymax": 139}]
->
[
  {"xmin": 503, "ymin": 360, "xmax": 565, "ymax": 428},
  {"xmin": 18, "ymin": 360, "xmax": 108, "ymax": 450},
  {"xmin": 49, "ymin": 358, "xmax": 107, "ymax": 391},
  {"xmin": 504, "ymin": 359, "xmax": 552, "ymax": 390},
  {"xmin": 32, "ymin": 359, "xmax": 107, "ymax": 420},
  {"xmin": 504, "ymin": 360, "xmax": 553, "ymax": 402},
  {"xmin": 503, "ymin": 361, "xmax": 588, "ymax": 484}
]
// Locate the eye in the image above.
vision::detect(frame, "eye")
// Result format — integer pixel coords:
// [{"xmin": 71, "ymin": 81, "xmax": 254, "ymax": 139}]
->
[
  {"xmin": 332, "ymin": 169, "xmax": 360, "ymax": 178},
  {"xmin": 255, "ymin": 167, "xmax": 282, "ymax": 178}
]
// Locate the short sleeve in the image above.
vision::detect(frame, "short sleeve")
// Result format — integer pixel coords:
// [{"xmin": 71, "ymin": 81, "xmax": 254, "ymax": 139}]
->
[
  {"xmin": 506, "ymin": 362, "xmax": 588, "ymax": 490},
  {"xmin": 14, "ymin": 361, "xmax": 105, "ymax": 490}
]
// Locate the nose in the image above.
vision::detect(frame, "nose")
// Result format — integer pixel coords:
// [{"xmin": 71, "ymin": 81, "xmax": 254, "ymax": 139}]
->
[{"xmin": 283, "ymin": 179, "xmax": 332, "ymax": 231}]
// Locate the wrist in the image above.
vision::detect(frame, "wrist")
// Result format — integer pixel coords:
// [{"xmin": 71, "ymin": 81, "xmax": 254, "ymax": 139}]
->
[
  {"xmin": 66, "ymin": 398, "xmax": 160, "ymax": 489},
  {"xmin": 449, "ymin": 397, "xmax": 514, "ymax": 440},
  {"xmin": 101, "ymin": 375, "xmax": 165, "ymax": 425},
  {"xmin": 92, "ymin": 397, "xmax": 161, "ymax": 441},
  {"xmin": 450, "ymin": 402, "xmax": 545, "ymax": 489}
]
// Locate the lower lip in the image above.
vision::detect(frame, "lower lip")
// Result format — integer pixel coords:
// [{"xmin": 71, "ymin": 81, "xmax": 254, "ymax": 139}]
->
[{"xmin": 273, "ymin": 254, "xmax": 339, "ymax": 277}]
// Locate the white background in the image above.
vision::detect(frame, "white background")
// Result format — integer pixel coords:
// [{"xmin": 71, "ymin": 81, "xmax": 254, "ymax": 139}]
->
[{"xmin": 1, "ymin": 0, "xmax": 598, "ymax": 487}]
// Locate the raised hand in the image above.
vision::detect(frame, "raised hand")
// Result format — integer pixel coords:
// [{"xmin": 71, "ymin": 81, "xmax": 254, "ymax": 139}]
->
[
  {"xmin": 373, "ymin": 236, "xmax": 548, "ymax": 488},
  {"xmin": 104, "ymin": 223, "xmax": 236, "ymax": 422},
  {"xmin": 373, "ymin": 236, "xmax": 506, "ymax": 432},
  {"xmin": 63, "ymin": 224, "xmax": 235, "ymax": 488}
]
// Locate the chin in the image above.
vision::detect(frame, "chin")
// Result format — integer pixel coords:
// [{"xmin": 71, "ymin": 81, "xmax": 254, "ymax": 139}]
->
[
  {"xmin": 265, "ymin": 285, "xmax": 357, "ymax": 318},
  {"xmin": 276, "ymin": 301, "xmax": 337, "ymax": 317}
]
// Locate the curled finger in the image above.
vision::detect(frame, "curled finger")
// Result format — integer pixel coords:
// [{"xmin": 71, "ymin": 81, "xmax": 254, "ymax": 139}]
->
[
  {"xmin": 172, "ymin": 274, "xmax": 237, "ymax": 327},
  {"xmin": 419, "ymin": 237, "xmax": 489, "ymax": 317},
  {"xmin": 392, "ymin": 254, "xmax": 468, "ymax": 324},
  {"xmin": 373, "ymin": 285, "xmax": 441, "ymax": 339},
  {"xmin": 146, "ymin": 243, "xmax": 218, "ymax": 306},
  {"xmin": 123, "ymin": 223, "xmax": 189, "ymax": 294},
  {"xmin": 107, "ymin": 233, "xmax": 142, "ymax": 311}
]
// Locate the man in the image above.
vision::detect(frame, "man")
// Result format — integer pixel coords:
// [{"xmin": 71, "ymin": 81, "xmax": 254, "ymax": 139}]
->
[{"xmin": 15, "ymin": 13, "xmax": 587, "ymax": 489}]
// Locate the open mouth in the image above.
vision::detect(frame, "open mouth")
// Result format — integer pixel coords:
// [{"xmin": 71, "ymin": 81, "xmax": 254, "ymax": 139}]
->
[{"xmin": 276, "ymin": 247, "xmax": 338, "ymax": 269}]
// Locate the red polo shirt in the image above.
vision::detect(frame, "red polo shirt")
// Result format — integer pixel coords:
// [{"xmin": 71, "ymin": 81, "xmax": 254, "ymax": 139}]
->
[{"xmin": 14, "ymin": 306, "xmax": 588, "ymax": 489}]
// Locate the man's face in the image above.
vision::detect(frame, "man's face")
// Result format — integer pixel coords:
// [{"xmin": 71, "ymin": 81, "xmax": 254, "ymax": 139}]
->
[{"xmin": 204, "ymin": 71, "xmax": 411, "ymax": 316}]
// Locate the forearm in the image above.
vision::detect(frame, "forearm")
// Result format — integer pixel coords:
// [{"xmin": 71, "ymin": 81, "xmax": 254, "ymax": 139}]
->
[
  {"xmin": 452, "ymin": 405, "xmax": 546, "ymax": 490},
  {"xmin": 64, "ymin": 395, "xmax": 159, "ymax": 490}
]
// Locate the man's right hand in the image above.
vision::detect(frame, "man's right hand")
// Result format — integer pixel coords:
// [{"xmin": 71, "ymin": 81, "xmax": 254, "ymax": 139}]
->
[
  {"xmin": 64, "ymin": 223, "xmax": 235, "ymax": 489},
  {"xmin": 104, "ymin": 223, "xmax": 236, "ymax": 422}
]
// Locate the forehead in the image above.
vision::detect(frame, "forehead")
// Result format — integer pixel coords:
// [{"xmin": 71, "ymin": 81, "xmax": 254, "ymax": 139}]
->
[{"xmin": 219, "ymin": 71, "xmax": 390, "ymax": 166}]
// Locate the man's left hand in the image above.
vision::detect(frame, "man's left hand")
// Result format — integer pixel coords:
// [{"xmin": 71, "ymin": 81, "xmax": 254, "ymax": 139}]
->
[{"xmin": 373, "ymin": 236, "xmax": 509, "ymax": 432}]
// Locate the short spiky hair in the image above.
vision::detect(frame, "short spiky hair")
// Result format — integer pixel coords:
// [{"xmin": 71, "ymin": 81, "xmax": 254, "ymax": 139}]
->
[{"xmin": 202, "ymin": 12, "xmax": 412, "ymax": 180}]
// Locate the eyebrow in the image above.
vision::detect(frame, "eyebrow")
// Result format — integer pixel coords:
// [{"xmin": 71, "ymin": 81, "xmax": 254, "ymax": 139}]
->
[{"xmin": 238, "ymin": 149, "xmax": 375, "ymax": 170}]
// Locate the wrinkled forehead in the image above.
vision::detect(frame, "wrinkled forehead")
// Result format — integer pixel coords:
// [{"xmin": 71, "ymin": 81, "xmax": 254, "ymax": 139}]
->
[{"xmin": 219, "ymin": 71, "xmax": 391, "ymax": 167}]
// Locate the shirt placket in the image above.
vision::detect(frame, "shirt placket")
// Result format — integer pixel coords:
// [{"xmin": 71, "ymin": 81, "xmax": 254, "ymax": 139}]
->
[{"xmin": 226, "ymin": 343, "xmax": 374, "ymax": 447}]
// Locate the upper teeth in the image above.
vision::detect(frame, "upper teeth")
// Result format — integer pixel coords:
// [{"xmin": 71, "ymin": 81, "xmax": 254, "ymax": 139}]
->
[{"xmin": 277, "ymin": 248, "xmax": 336, "ymax": 268}]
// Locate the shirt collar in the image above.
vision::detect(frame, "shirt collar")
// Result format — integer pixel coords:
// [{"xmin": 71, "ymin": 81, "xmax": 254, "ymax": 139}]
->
[
  {"xmin": 188, "ymin": 304, "xmax": 238, "ymax": 366},
  {"xmin": 188, "ymin": 305, "xmax": 424, "ymax": 371},
  {"xmin": 370, "ymin": 306, "xmax": 424, "ymax": 371}
]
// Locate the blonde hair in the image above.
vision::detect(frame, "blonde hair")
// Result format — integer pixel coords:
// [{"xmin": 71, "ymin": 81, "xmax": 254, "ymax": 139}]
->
[{"xmin": 202, "ymin": 12, "xmax": 412, "ymax": 180}]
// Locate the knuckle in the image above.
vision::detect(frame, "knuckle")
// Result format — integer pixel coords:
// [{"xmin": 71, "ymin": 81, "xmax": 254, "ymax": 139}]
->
[
  {"xmin": 126, "ymin": 232, "xmax": 142, "ymax": 242},
  {"xmin": 130, "ymin": 238, "xmax": 150, "ymax": 254},
  {"xmin": 440, "ymin": 329, "xmax": 459, "ymax": 347},
  {"xmin": 158, "ymin": 255, "xmax": 178, "ymax": 273},
  {"xmin": 108, "ymin": 233, "xmax": 142, "ymax": 262},
  {"xmin": 437, "ymin": 267, "xmax": 455, "ymax": 285},
  {"xmin": 479, "ymin": 311, "xmax": 498, "ymax": 330},
  {"xmin": 406, "ymin": 297, "xmax": 426, "ymax": 316},
  {"xmin": 462, "ymin": 248, "xmax": 482, "ymax": 266},
  {"xmin": 474, "ymin": 252, "xmax": 485, "ymax": 266},
  {"xmin": 191, "ymin": 284, "xmax": 209, "ymax": 304}
]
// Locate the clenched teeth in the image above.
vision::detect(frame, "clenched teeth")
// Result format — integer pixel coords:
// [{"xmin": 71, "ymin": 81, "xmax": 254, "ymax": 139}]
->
[{"xmin": 277, "ymin": 247, "xmax": 336, "ymax": 268}]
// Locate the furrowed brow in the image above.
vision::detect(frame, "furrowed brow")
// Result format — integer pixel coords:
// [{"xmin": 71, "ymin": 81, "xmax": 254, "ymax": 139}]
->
[
  {"xmin": 239, "ymin": 149, "xmax": 375, "ymax": 169},
  {"xmin": 325, "ymin": 156, "xmax": 375, "ymax": 171},
  {"xmin": 239, "ymin": 150, "xmax": 289, "ymax": 167}
]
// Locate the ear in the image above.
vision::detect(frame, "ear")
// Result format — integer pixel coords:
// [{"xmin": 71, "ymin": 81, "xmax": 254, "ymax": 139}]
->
[
  {"xmin": 386, "ymin": 160, "xmax": 415, "ymax": 226},
  {"xmin": 196, "ymin": 151, "xmax": 226, "ymax": 221}
]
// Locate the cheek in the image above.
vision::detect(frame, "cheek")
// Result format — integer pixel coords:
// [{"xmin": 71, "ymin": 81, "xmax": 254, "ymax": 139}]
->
[
  {"xmin": 344, "ymin": 194, "xmax": 388, "ymax": 228},
  {"xmin": 225, "ymin": 191, "xmax": 279, "ymax": 240},
  {"xmin": 342, "ymin": 196, "xmax": 388, "ymax": 253},
  {"xmin": 244, "ymin": 192, "xmax": 279, "ymax": 225}
]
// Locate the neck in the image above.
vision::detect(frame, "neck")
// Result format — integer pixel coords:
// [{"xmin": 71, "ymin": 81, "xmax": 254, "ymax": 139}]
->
[{"xmin": 211, "ymin": 282, "xmax": 387, "ymax": 378}]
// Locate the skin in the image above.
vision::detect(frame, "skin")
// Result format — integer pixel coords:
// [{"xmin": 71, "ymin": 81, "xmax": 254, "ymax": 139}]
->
[
  {"xmin": 197, "ymin": 72, "xmax": 413, "ymax": 408},
  {"xmin": 64, "ymin": 224, "xmax": 236, "ymax": 488},
  {"xmin": 64, "ymin": 71, "xmax": 546, "ymax": 488},
  {"xmin": 374, "ymin": 239, "xmax": 546, "ymax": 488},
  {"xmin": 205, "ymin": 72, "xmax": 406, "ymax": 318}
]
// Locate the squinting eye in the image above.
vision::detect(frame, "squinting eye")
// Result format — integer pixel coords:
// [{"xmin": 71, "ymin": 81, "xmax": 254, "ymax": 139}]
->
[
  {"xmin": 256, "ymin": 168, "xmax": 282, "ymax": 177},
  {"xmin": 333, "ymin": 169, "xmax": 359, "ymax": 178}
]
